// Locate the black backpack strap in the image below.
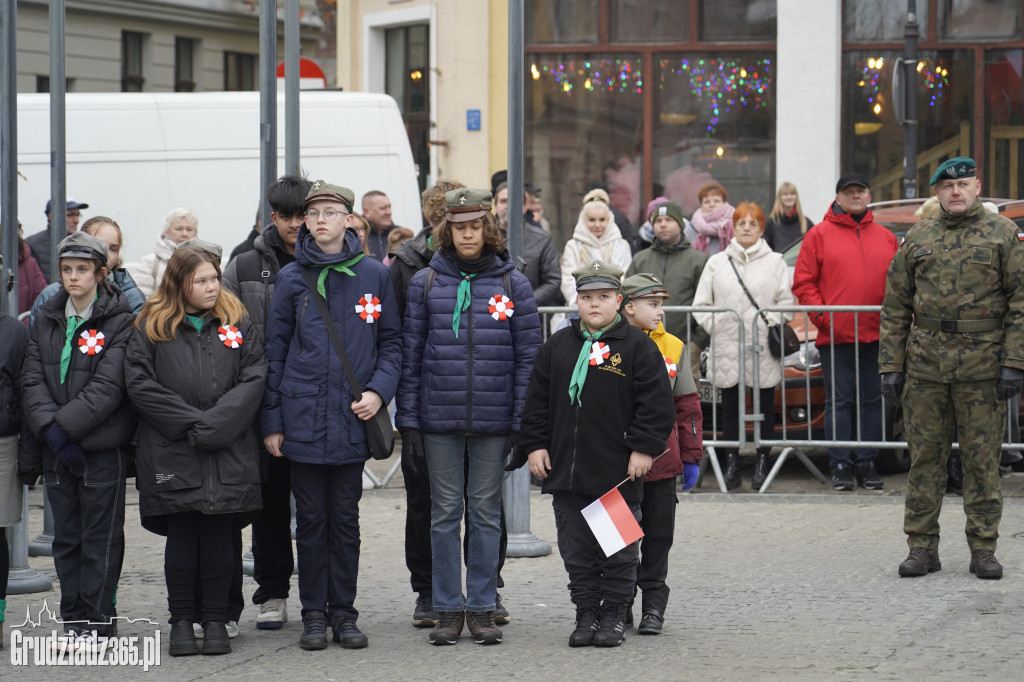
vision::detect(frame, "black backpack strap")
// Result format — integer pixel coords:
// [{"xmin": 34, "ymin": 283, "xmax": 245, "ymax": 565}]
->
[
  {"xmin": 260, "ymin": 253, "xmax": 273, "ymax": 326},
  {"xmin": 422, "ymin": 268, "xmax": 437, "ymax": 306}
]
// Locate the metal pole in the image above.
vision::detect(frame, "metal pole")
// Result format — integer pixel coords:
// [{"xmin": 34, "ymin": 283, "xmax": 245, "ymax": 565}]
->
[
  {"xmin": 1, "ymin": 0, "xmax": 19, "ymax": 316},
  {"xmin": 259, "ymin": 0, "xmax": 278, "ymax": 229},
  {"xmin": 902, "ymin": 0, "xmax": 919, "ymax": 199},
  {"xmin": 49, "ymin": 0, "xmax": 67, "ymax": 279},
  {"xmin": 6, "ymin": 489, "xmax": 54, "ymax": 595},
  {"xmin": 503, "ymin": 0, "xmax": 549, "ymax": 559},
  {"xmin": 284, "ymin": 0, "xmax": 300, "ymax": 177},
  {"xmin": 28, "ymin": 488, "xmax": 54, "ymax": 557}
]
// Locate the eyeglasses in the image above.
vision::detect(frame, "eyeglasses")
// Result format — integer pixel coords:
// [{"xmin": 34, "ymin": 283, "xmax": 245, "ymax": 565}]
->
[{"xmin": 304, "ymin": 208, "xmax": 349, "ymax": 222}]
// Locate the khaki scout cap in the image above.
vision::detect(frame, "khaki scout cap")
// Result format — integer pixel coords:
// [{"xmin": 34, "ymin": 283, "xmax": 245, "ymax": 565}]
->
[
  {"xmin": 177, "ymin": 237, "xmax": 223, "ymax": 262},
  {"xmin": 445, "ymin": 188, "xmax": 492, "ymax": 223},
  {"xmin": 58, "ymin": 231, "xmax": 108, "ymax": 263},
  {"xmin": 572, "ymin": 260, "xmax": 623, "ymax": 292},
  {"xmin": 304, "ymin": 180, "xmax": 355, "ymax": 212},
  {"xmin": 620, "ymin": 273, "xmax": 670, "ymax": 303}
]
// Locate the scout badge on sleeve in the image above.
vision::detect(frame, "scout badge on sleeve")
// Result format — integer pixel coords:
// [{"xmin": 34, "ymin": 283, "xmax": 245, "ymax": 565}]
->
[
  {"xmin": 589, "ymin": 341, "xmax": 610, "ymax": 366},
  {"xmin": 488, "ymin": 293, "xmax": 514, "ymax": 321},
  {"xmin": 355, "ymin": 294, "xmax": 382, "ymax": 323},
  {"xmin": 218, "ymin": 325, "xmax": 244, "ymax": 348},
  {"xmin": 77, "ymin": 329, "xmax": 105, "ymax": 355},
  {"xmin": 664, "ymin": 355, "xmax": 677, "ymax": 378}
]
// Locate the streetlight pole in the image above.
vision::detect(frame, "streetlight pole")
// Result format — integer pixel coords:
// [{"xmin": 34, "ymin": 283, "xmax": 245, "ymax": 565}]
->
[{"xmin": 902, "ymin": 0, "xmax": 919, "ymax": 199}]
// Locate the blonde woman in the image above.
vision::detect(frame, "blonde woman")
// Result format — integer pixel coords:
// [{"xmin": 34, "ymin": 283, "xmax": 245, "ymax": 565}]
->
[
  {"xmin": 764, "ymin": 182, "xmax": 813, "ymax": 252},
  {"xmin": 558, "ymin": 189, "xmax": 632, "ymax": 307}
]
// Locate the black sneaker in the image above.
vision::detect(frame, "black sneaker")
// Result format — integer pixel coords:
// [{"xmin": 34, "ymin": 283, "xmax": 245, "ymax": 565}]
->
[
  {"xmin": 568, "ymin": 601, "xmax": 601, "ymax": 648},
  {"xmin": 299, "ymin": 610, "xmax": 329, "ymax": 651},
  {"xmin": 855, "ymin": 461, "xmax": 883, "ymax": 490},
  {"xmin": 831, "ymin": 464, "xmax": 854, "ymax": 491},
  {"xmin": 593, "ymin": 602, "xmax": 628, "ymax": 648},
  {"xmin": 331, "ymin": 615, "xmax": 368, "ymax": 649},
  {"xmin": 413, "ymin": 593, "xmax": 437, "ymax": 628}
]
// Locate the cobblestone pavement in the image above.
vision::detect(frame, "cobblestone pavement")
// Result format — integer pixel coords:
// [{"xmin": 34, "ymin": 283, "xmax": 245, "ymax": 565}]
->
[{"xmin": 5, "ymin": 457, "xmax": 1024, "ymax": 680}]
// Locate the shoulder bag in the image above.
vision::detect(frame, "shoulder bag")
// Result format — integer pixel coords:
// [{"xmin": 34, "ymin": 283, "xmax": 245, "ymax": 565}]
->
[{"xmin": 727, "ymin": 257, "xmax": 800, "ymax": 359}]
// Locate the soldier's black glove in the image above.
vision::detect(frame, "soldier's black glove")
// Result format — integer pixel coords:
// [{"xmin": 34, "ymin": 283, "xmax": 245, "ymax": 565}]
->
[
  {"xmin": 401, "ymin": 428, "xmax": 425, "ymax": 478},
  {"xmin": 503, "ymin": 432, "xmax": 527, "ymax": 472},
  {"xmin": 996, "ymin": 366, "xmax": 1024, "ymax": 401},
  {"xmin": 881, "ymin": 372, "xmax": 906, "ymax": 407}
]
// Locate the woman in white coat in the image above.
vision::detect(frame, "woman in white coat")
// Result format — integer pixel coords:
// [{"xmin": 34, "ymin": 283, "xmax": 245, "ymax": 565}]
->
[
  {"xmin": 693, "ymin": 202, "xmax": 794, "ymax": 490},
  {"xmin": 559, "ymin": 188, "xmax": 633, "ymax": 306},
  {"xmin": 134, "ymin": 208, "xmax": 199, "ymax": 297}
]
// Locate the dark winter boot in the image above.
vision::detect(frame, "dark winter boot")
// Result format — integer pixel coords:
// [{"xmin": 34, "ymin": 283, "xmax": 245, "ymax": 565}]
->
[
  {"xmin": 200, "ymin": 621, "xmax": 231, "ymax": 655},
  {"xmin": 593, "ymin": 602, "xmax": 628, "ymax": 647},
  {"xmin": 724, "ymin": 453, "xmax": 742, "ymax": 490},
  {"xmin": 568, "ymin": 601, "xmax": 601, "ymax": 647},
  {"xmin": 168, "ymin": 620, "xmax": 199, "ymax": 657},
  {"xmin": 751, "ymin": 452, "xmax": 769, "ymax": 490}
]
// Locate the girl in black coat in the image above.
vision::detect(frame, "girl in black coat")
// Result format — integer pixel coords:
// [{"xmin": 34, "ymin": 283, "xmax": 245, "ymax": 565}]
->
[
  {"xmin": 125, "ymin": 245, "xmax": 267, "ymax": 657},
  {"xmin": 19, "ymin": 232, "xmax": 135, "ymax": 652}
]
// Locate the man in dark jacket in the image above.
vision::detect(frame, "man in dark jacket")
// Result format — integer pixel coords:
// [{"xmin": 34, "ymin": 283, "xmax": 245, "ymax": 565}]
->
[
  {"xmin": 222, "ymin": 174, "xmax": 310, "ymax": 632},
  {"xmin": 494, "ymin": 182, "xmax": 563, "ymax": 307},
  {"xmin": 362, "ymin": 190, "xmax": 405, "ymax": 261},
  {"xmin": 26, "ymin": 196, "xmax": 89, "ymax": 283}
]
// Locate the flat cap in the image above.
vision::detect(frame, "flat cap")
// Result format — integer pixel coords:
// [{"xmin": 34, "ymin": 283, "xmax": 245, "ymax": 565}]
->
[
  {"xmin": 620, "ymin": 273, "xmax": 670, "ymax": 303},
  {"xmin": 178, "ymin": 237, "xmax": 223, "ymax": 262},
  {"xmin": 929, "ymin": 156, "xmax": 976, "ymax": 186},
  {"xmin": 445, "ymin": 188, "xmax": 492, "ymax": 223},
  {"xmin": 572, "ymin": 260, "xmax": 623, "ymax": 292},
  {"xmin": 58, "ymin": 231, "xmax": 108, "ymax": 263},
  {"xmin": 304, "ymin": 180, "xmax": 355, "ymax": 211}
]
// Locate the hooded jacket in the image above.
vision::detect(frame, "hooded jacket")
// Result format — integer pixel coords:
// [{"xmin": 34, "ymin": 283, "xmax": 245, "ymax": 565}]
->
[
  {"xmin": 389, "ymin": 226, "xmax": 434, "ymax": 322},
  {"xmin": 222, "ymin": 224, "xmax": 294, "ymax": 340},
  {"xmin": 559, "ymin": 213, "xmax": 633, "ymax": 305},
  {"xmin": 645, "ymin": 322, "xmax": 703, "ymax": 480},
  {"xmin": 764, "ymin": 211, "xmax": 813, "ymax": 252},
  {"xmin": 396, "ymin": 248, "xmax": 542, "ymax": 435},
  {"xmin": 262, "ymin": 226, "xmax": 403, "ymax": 465},
  {"xmin": 19, "ymin": 284, "xmax": 134, "ymax": 471},
  {"xmin": 125, "ymin": 314, "xmax": 267, "ymax": 523},
  {"xmin": 626, "ymin": 235, "xmax": 710, "ymax": 347},
  {"xmin": 520, "ymin": 316, "xmax": 675, "ymax": 505},
  {"xmin": 792, "ymin": 204, "xmax": 898, "ymax": 347},
  {"xmin": 134, "ymin": 234, "xmax": 177, "ymax": 298},
  {"xmin": 693, "ymin": 238, "xmax": 794, "ymax": 389},
  {"xmin": 508, "ymin": 222, "xmax": 564, "ymax": 308}
]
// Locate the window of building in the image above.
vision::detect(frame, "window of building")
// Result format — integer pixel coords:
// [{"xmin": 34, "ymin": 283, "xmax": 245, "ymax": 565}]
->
[
  {"xmin": 939, "ymin": 0, "xmax": 1021, "ymax": 40},
  {"xmin": 526, "ymin": 0, "xmax": 599, "ymax": 45},
  {"xmin": 845, "ymin": 0, "xmax": 929, "ymax": 42},
  {"xmin": 385, "ymin": 24, "xmax": 430, "ymax": 192},
  {"xmin": 224, "ymin": 51, "xmax": 258, "ymax": 91},
  {"xmin": 175, "ymin": 37, "xmax": 197, "ymax": 93},
  {"xmin": 699, "ymin": 0, "xmax": 776, "ymax": 42},
  {"xmin": 609, "ymin": 0, "xmax": 688, "ymax": 43},
  {"xmin": 122, "ymin": 31, "xmax": 146, "ymax": 92},
  {"xmin": 984, "ymin": 48, "xmax": 1024, "ymax": 198}
]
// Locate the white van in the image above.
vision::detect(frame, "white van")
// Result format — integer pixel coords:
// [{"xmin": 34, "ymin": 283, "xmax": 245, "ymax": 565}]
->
[{"xmin": 15, "ymin": 91, "xmax": 420, "ymax": 265}]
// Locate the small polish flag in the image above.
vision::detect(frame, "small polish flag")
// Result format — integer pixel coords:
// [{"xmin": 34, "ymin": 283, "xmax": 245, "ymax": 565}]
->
[
  {"xmin": 1017, "ymin": 232, "xmax": 1024, "ymax": 242},
  {"xmin": 581, "ymin": 487, "xmax": 644, "ymax": 556}
]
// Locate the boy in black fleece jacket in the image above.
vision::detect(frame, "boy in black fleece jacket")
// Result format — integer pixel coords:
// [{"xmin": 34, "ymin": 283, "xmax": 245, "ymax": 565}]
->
[{"xmin": 518, "ymin": 261, "xmax": 674, "ymax": 648}]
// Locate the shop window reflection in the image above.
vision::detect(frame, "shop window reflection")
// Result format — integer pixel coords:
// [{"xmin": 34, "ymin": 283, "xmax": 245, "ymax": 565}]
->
[
  {"xmin": 985, "ymin": 49, "xmax": 1024, "ymax": 199},
  {"xmin": 526, "ymin": 0, "xmax": 599, "ymax": 45},
  {"xmin": 845, "ymin": 0, "xmax": 929, "ymax": 42},
  {"xmin": 939, "ymin": 0, "xmax": 1021, "ymax": 40}
]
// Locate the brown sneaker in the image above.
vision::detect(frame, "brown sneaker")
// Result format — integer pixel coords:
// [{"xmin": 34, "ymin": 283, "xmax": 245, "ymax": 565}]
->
[
  {"xmin": 465, "ymin": 611, "xmax": 503, "ymax": 645},
  {"xmin": 969, "ymin": 549, "xmax": 1003, "ymax": 579},
  {"xmin": 898, "ymin": 547, "xmax": 941, "ymax": 577},
  {"xmin": 428, "ymin": 611, "xmax": 464, "ymax": 645}
]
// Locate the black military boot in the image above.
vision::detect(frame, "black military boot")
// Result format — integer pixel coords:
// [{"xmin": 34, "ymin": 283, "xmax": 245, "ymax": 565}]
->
[
  {"xmin": 751, "ymin": 452, "xmax": 769, "ymax": 490},
  {"xmin": 593, "ymin": 602, "xmax": 628, "ymax": 647},
  {"xmin": 724, "ymin": 453, "xmax": 742, "ymax": 490},
  {"xmin": 568, "ymin": 600, "xmax": 601, "ymax": 647},
  {"xmin": 898, "ymin": 547, "xmax": 941, "ymax": 577},
  {"xmin": 946, "ymin": 452, "xmax": 964, "ymax": 494}
]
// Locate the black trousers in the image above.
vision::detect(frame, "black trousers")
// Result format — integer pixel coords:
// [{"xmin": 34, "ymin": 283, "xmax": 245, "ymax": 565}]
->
[
  {"xmin": 635, "ymin": 477, "xmax": 677, "ymax": 614},
  {"xmin": 45, "ymin": 449, "xmax": 126, "ymax": 633},
  {"xmin": 196, "ymin": 528, "xmax": 244, "ymax": 622},
  {"xmin": 291, "ymin": 461, "xmax": 362, "ymax": 619},
  {"xmin": 251, "ymin": 455, "xmax": 294, "ymax": 603},
  {"xmin": 551, "ymin": 491, "xmax": 640, "ymax": 606},
  {"xmin": 165, "ymin": 511, "xmax": 234, "ymax": 624},
  {"xmin": 720, "ymin": 385, "xmax": 776, "ymax": 456}
]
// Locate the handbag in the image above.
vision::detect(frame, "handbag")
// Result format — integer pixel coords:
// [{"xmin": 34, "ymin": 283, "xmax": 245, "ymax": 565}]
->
[
  {"xmin": 727, "ymin": 257, "xmax": 800, "ymax": 359},
  {"xmin": 300, "ymin": 268, "xmax": 396, "ymax": 460}
]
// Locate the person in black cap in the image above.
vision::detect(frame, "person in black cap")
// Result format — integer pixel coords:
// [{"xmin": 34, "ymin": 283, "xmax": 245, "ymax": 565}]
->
[
  {"xmin": 792, "ymin": 173, "xmax": 899, "ymax": 492},
  {"xmin": 25, "ymin": 196, "xmax": 90, "ymax": 284}
]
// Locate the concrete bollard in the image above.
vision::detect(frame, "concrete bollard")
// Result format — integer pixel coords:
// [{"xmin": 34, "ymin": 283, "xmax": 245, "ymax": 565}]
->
[
  {"xmin": 6, "ymin": 486, "xmax": 54, "ymax": 594},
  {"xmin": 28, "ymin": 487, "xmax": 54, "ymax": 557},
  {"xmin": 502, "ymin": 466, "xmax": 551, "ymax": 558}
]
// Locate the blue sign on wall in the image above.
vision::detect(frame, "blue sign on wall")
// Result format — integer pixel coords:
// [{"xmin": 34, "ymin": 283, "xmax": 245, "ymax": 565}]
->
[{"xmin": 466, "ymin": 109, "xmax": 481, "ymax": 131}]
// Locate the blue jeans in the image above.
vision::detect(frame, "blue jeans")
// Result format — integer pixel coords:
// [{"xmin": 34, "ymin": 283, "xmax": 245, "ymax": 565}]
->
[
  {"xmin": 424, "ymin": 433, "xmax": 504, "ymax": 612},
  {"xmin": 820, "ymin": 342, "xmax": 882, "ymax": 470}
]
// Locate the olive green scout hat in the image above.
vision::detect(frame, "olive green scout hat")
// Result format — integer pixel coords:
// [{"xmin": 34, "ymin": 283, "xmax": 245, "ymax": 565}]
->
[
  {"xmin": 445, "ymin": 187, "xmax": 493, "ymax": 223},
  {"xmin": 620, "ymin": 273, "xmax": 670, "ymax": 305},
  {"xmin": 58, "ymin": 231, "xmax": 108, "ymax": 263},
  {"xmin": 929, "ymin": 157, "xmax": 976, "ymax": 186},
  {"xmin": 304, "ymin": 180, "xmax": 355, "ymax": 212},
  {"xmin": 177, "ymin": 237, "xmax": 223, "ymax": 262},
  {"xmin": 572, "ymin": 260, "xmax": 623, "ymax": 292}
]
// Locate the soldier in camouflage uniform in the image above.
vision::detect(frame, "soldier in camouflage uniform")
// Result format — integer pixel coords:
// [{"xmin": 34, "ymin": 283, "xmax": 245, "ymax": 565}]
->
[{"xmin": 879, "ymin": 157, "xmax": 1024, "ymax": 580}]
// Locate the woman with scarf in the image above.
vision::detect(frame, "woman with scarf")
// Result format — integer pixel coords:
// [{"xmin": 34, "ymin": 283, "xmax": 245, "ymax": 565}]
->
[
  {"xmin": 396, "ymin": 188, "xmax": 541, "ymax": 646},
  {"xmin": 559, "ymin": 188, "xmax": 633, "ymax": 307},
  {"xmin": 686, "ymin": 183, "xmax": 736, "ymax": 256},
  {"xmin": 764, "ymin": 182, "xmax": 813, "ymax": 252}
]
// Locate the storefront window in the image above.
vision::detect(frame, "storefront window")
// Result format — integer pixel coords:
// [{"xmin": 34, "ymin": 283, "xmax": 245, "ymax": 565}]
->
[
  {"xmin": 985, "ymin": 49, "xmax": 1024, "ymax": 199},
  {"xmin": 525, "ymin": 54, "xmax": 644, "ymax": 245},
  {"xmin": 939, "ymin": 0, "xmax": 1021, "ymax": 40},
  {"xmin": 653, "ymin": 53, "xmax": 775, "ymax": 217},
  {"xmin": 699, "ymin": 0, "xmax": 776, "ymax": 42},
  {"xmin": 844, "ymin": 0, "xmax": 928, "ymax": 42},
  {"xmin": 609, "ymin": 0, "xmax": 688, "ymax": 43},
  {"xmin": 526, "ymin": 0, "xmax": 599, "ymax": 45},
  {"xmin": 841, "ymin": 50, "xmax": 973, "ymax": 200}
]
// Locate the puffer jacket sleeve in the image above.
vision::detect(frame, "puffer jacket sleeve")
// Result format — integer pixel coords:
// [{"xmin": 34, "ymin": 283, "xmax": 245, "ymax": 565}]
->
[
  {"xmin": 771, "ymin": 253, "xmax": 795, "ymax": 324},
  {"xmin": 519, "ymin": 336, "xmax": 554, "ymax": 455},
  {"xmin": 507, "ymin": 271, "xmax": 542, "ymax": 431},
  {"xmin": 124, "ymin": 326, "xmax": 205, "ymax": 441},
  {"xmin": 20, "ymin": 322, "xmax": 57, "ymax": 439},
  {"xmin": 691, "ymin": 253, "xmax": 721, "ymax": 335},
  {"xmin": 222, "ymin": 256, "xmax": 242, "ymax": 296},
  {"xmin": 395, "ymin": 269, "xmax": 428, "ymax": 431},
  {"xmin": 533, "ymin": 234, "xmax": 564, "ymax": 307},
  {"xmin": 624, "ymin": 341, "xmax": 676, "ymax": 457},
  {"xmin": 114, "ymin": 270, "xmax": 147, "ymax": 316},
  {"xmin": 260, "ymin": 270, "xmax": 297, "ymax": 436},
  {"xmin": 362, "ymin": 269, "xmax": 403, "ymax": 404},
  {"xmin": 190, "ymin": 318, "xmax": 268, "ymax": 450},
  {"xmin": 50, "ymin": 313, "xmax": 134, "ymax": 442},
  {"xmin": 134, "ymin": 252, "xmax": 159, "ymax": 298},
  {"xmin": 559, "ymin": 241, "xmax": 582, "ymax": 306}
]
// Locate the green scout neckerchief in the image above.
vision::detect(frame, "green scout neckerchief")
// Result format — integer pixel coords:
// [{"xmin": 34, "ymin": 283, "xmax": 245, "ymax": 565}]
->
[
  {"xmin": 316, "ymin": 253, "xmax": 365, "ymax": 297},
  {"xmin": 453, "ymin": 272, "xmax": 477, "ymax": 338},
  {"xmin": 186, "ymin": 314, "xmax": 205, "ymax": 331},
  {"xmin": 60, "ymin": 315, "xmax": 83, "ymax": 384},
  {"xmin": 568, "ymin": 314, "xmax": 620, "ymax": 406}
]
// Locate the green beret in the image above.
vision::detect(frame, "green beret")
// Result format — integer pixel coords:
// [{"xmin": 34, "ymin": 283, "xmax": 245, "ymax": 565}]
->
[
  {"xmin": 572, "ymin": 260, "xmax": 623, "ymax": 292},
  {"xmin": 620, "ymin": 273, "xmax": 670, "ymax": 304},
  {"xmin": 305, "ymin": 180, "xmax": 355, "ymax": 211},
  {"xmin": 648, "ymin": 201, "xmax": 685, "ymax": 229},
  {"xmin": 445, "ymin": 188, "xmax": 492, "ymax": 223},
  {"xmin": 929, "ymin": 157, "xmax": 976, "ymax": 186}
]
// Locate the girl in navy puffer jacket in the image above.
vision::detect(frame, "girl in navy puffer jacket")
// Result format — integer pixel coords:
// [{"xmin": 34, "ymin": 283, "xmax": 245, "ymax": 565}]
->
[{"xmin": 396, "ymin": 188, "xmax": 541, "ymax": 645}]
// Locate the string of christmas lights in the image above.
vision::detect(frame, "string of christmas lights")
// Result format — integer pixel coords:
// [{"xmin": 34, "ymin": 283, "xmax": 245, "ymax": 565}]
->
[
  {"xmin": 530, "ymin": 58, "xmax": 644, "ymax": 95},
  {"xmin": 659, "ymin": 57, "xmax": 773, "ymax": 136}
]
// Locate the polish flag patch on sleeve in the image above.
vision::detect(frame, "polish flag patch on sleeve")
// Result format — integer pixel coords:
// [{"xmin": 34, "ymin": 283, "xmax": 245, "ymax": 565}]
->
[
  {"xmin": 581, "ymin": 487, "xmax": 644, "ymax": 556},
  {"xmin": 1017, "ymin": 232, "xmax": 1024, "ymax": 241}
]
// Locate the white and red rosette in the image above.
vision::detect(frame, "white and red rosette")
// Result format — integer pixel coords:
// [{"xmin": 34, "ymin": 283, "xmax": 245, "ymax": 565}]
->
[
  {"xmin": 589, "ymin": 341, "xmax": 610, "ymax": 366},
  {"xmin": 664, "ymin": 356, "xmax": 678, "ymax": 378},
  {"xmin": 77, "ymin": 329, "xmax": 105, "ymax": 355},
  {"xmin": 355, "ymin": 293, "xmax": 381, "ymax": 323},
  {"xmin": 218, "ymin": 325, "xmax": 244, "ymax": 348},
  {"xmin": 488, "ymin": 293, "xmax": 515, "ymax": 321}
]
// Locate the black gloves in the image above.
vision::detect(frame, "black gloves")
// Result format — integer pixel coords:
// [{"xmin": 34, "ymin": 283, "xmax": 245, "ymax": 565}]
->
[
  {"xmin": 881, "ymin": 372, "xmax": 906, "ymax": 407},
  {"xmin": 503, "ymin": 432, "xmax": 527, "ymax": 472},
  {"xmin": 44, "ymin": 421, "xmax": 85, "ymax": 468},
  {"xmin": 997, "ymin": 366, "xmax": 1024, "ymax": 401},
  {"xmin": 401, "ymin": 428, "xmax": 425, "ymax": 477}
]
